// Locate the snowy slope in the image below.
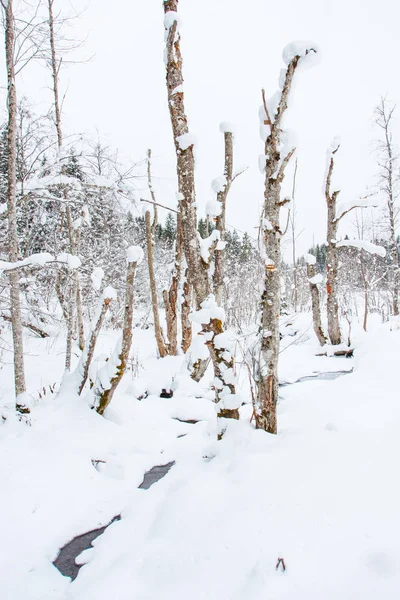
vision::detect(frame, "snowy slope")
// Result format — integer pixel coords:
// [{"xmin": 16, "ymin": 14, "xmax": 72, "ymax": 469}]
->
[{"xmin": 1, "ymin": 317, "xmax": 399, "ymax": 599}]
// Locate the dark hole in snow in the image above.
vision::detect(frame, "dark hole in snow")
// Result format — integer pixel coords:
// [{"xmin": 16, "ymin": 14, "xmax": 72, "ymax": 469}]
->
[
  {"xmin": 279, "ymin": 369, "xmax": 353, "ymax": 387},
  {"xmin": 160, "ymin": 389, "xmax": 174, "ymax": 398},
  {"xmin": 138, "ymin": 461, "xmax": 175, "ymax": 490},
  {"xmin": 53, "ymin": 461, "xmax": 176, "ymax": 580},
  {"xmin": 52, "ymin": 515, "xmax": 121, "ymax": 581},
  {"xmin": 172, "ymin": 417, "xmax": 199, "ymax": 424}
]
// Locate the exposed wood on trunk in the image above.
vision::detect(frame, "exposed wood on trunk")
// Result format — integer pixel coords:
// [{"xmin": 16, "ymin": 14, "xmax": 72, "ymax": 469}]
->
[
  {"xmin": 325, "ymin": 145, "xmax": 342, "ymax": 345},
  {"xmin": 180, "ymin": 268, "xmax": 192, "ymax": 353},
  {"xmin": 213, "ymin": 130, "xmax": 233, "ymax": 305},
  {"xmin": 145, "ymin": 149, "xmax": 168, "ymax": 357},
  {"xmin": 95, "ymin": 258, "xmax": 139, "ymax": 415},
  {"xmin": 256, "ymin": 51, "xmax": 315, "ymax": 434},
  {"xmin": 163, "ymin": 0, "xmax": 238, "ymax": 428},
  {"xmin": 306, "ymin": 263, "xmax": 327, "ymax": 346},
  {"xmin": 145, "ymin": 210, "xmax": 168, "ymax": 357},
  {"xmin": 77, "ymin": 294, "xmax": 113, "ymax": 396},
  {"xmin": 3, "ymin": 0, "xmax": 28, "ymax": 413}
]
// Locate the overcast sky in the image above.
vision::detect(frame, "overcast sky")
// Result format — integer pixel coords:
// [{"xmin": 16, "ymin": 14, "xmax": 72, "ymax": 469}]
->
[{"xmin": 3, "ymin": 0, "xmax": 400, "ymax": 257}]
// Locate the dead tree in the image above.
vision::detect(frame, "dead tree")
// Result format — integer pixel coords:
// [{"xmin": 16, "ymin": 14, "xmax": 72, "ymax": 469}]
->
[
  {"xmin": 255, "ymin": 45, "xmax": 317, "ymax": 434},
  {"xmin": 1, "ymin": 0, "xmax": 28, "ymax": 413},
  {"xmin": 306, "ymin": 255, "xmax": 327, "ymax": 346},
  {"xmin": 213, "ymin": 126, "xmax": 234, "ymax": 305},
  {"xmin": 95, "ymin": 247, "xmax": 143, "ymax": 415},
  {"xmin": 145, "ymin": 150, "xmax": 168, "ymax": 357},
  {"xmin": 324, "ymin": 143, "xmax": 342, "ymax": 345},
  {"xmin": 48, "ymin": 0, "xmax": 85, "ymax": 363},
  {"xmin": 163, "ymin": 0, "xmax": 239, "ymax": 428},
  {"xmin": 77, "ymin": 288, "xmax": 115, "ymax": 395},
  {"xmin": 375, "ymin": 98, "xmax": 400, "ymax": 316}
]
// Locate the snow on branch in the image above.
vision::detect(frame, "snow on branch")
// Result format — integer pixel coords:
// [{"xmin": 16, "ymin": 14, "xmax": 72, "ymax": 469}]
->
[
  {"xmin": 336, "ymin": 239, "xmax": 386, "ymax": 257},
  {"xmin": 334, "ymin": 195, "xmax": 377, "ymax": 223},
  {"xmin": 0, "ymin": 252, "xmax": 81, "ymax": 273}
]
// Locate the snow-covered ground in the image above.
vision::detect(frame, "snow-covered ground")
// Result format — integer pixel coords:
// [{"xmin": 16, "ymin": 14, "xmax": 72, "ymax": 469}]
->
[{"xmin": 1, "ymin": 313, "xmax": 399, "ymax": 599}]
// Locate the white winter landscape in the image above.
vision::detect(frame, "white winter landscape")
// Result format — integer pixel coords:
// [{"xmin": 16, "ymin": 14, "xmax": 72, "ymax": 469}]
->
[{"xmin": 1, "ymin": 1, "xmax": 400, "ymax": 599}]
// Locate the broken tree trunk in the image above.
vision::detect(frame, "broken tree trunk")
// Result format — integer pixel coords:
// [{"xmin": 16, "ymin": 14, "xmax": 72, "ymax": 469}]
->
[
  {"xmin": 77, "ymin": 288, "xmax": 115, "ymax": 396},
  {"xmin": 163, "ymin": 0, "xmax": 239, "ymax": 428},
  {"xmin": 325, "ymin": 144, "xmax": 342, "ymax": 346},
  {"xmin": 306, "ymin": 260, "xmax": 327, "ymax": 346},
  {"xmin": 255, "ymin": 46, "xmax": 317, "ymax": 434},
  {"xmin": 95, "ymin": 247, "xmax": 143, "ymax": 415}
]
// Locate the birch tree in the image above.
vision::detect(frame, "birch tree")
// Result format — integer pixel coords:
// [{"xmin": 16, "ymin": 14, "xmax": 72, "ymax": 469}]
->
[
  {"xmin": 1, "ymin": 0, "xmax": 28, "ymax": 413},
  {"xmin": 163, "ymin": 0, "xmax": 239, "ymax": 430},
  {"xmin": 306, "ymin": 253, "xmax": 327, "ymax": 346},
  {"xmin": 255, "ymin": 43, "xmax": 317, "ymax": 434},
  {"xmin": 375, "ymin": 98, "xmax": 400, "ymax": 316}
]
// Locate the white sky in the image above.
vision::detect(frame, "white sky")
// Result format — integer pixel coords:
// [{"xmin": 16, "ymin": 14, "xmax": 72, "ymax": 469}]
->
[{"xmin": 2, "ymin": 0, "xmax": 400, "ymax": 257}]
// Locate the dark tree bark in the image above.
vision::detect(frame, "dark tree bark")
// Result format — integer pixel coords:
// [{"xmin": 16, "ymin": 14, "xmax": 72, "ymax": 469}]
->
[
  {"xmin": 163, "ymin": 0, "xmax": 238, "ymax": 429},
  {"xmin": 255, "ymin": 48, "xmax": 316, "ymax": 434},
  {"xmin": 306, "ymin": 260, "xmax": 327, "ymax": 346}
]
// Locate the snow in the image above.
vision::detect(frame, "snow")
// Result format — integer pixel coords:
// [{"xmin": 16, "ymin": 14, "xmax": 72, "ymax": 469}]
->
[
  {"xmin": 91, "ymin": 267, "xmax": 105, "ymax": 291},
  {"xmin": 126, "ymin": 245, "xmax": 144, "ymax": 264},
  {"xmin": 337, "ymin": 239, "xmax": 387, "ymax": 257},
  {"xmin": 308, "ymin": 273, "xmax": 324, "ymax": 284},
  {"xmin": 282, "ymin": 41, "xmax": 320, "ymax": 69},
  {"xmin": 171, "ymin": 84, "xmax": 183, "ymax": 95},
  {"xmin": 219, "ymin": 121, "xmax": 235, "ymax": 134},
  {"xmin": 258, "ymin": 154, "xmax": 267, "ymax": 173},
  {"xmin": 198, "ymin": 229, "xmax": 220, "ymax": 262},
  {"xmin": 2, "ymin": 310, "xmax": 400, "ymax": 600},
  {"xmin": 164, "ymin": 10, "xmax": 180, "ymax": 30},
  {"xmin": 176, "ymin": 133, "xmax": 195, "ymax": 151},
  {"xmin": 57, "ymin": 253, "xmax": 82, "ymax": 269},
  {"xmin": 335, "ymin": 196, "xmax": 376, "ymax": 221},
  {"xmin": 211, "ymin": 175, "xmax": 227, "ymax": 194},
  {"xmin": 0, "ymin": 252, "xmax": 54, "ymax": 272},
  {"xmin": 305, "ymin": 253, "xmax": 316, "ymax": 265}
]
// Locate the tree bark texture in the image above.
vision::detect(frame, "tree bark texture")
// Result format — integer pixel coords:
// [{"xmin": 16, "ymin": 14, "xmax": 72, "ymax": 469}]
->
[
  {"xmin": 307, "ymin": 262, "xmax": 327, "ymax": 346},
  {"xmin": 163, "ymin": 0, "xmax": 237, "ymax": 423},
  {"xmin": 145, "ymin": 209, "xmax": 168, "ymax": 358},
  {"xmin": 95, "ymin": 259, "xmax": 138, "ymax": 415},
  {"xmin": 256, "ymin": 54, "xmax": 308, "ymax": 434},
  {"xmin": 325, "ymin": 148, "xmax": 342, "ymax": 345},
  {"xmin": 213, "ymin": 130, "xmax": 233, "ymax": 305},
  {"xmin": 4, "ymin": 0, "xmax": 28, "ymax": 412},
  {"xmin": 77, "ymin": 295, "xmax": 113, "ymax": 396}
]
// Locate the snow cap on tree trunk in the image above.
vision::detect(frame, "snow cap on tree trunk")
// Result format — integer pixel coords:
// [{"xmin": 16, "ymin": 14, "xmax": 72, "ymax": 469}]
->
[
  {"xmin": 127, "ymin": 246, "xmax": 144, "ymax": 264},
  {"xmin": 282, "ymin": 41, "xmax": 320, "ymax": 69}
]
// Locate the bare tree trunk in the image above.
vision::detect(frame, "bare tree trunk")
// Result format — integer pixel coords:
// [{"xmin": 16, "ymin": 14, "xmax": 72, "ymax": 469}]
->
[
  {"xmin": 77, "ymin": 292, "xmax": 113, "ymax": 395},
  {"xmin": 325, "ymin": 146, "xmax": 342, "ymax": 345},
  {"xmin": 375, "ymin": 99, "xmax": 400, "ymax": 316},
  {"xmin": 3, "ymin": 0, "xmax": 28, "ymax": 413},
  {"xmin": 145, "ymin": 210, "xmax": 168, "ymax": 357},
  {"xmin": 307, "ymin": 261, "xmax": 327, "ymax": 346},
  {"xmin": 291, "ymin": 159, "xmax": 298, "ymax": 312},
  {"xmin": 163, "ymin": 0, "xmax": 238, "ymax": 427},
  {"xmin": 359, "ymin": 251, "xmax": 369, "ymax": 332},
  {"xmin": 145, "ymin": 150, "xmax": 168, "ymax": 357},
  {"xmin": 181, "ymin": 268, "xmax": 192, "ymax": 353},
  {"xmin": 95, "ymin": 251, "xmax": 142, "ymax": 415},
  {"xmin": 255, "ymin": 49, "xmax": 316, "ymax": 434},
  {"xmin": 48, "ymin": 0, "xmax": 85, "ymax": 354},
  {"xmin": 213, "ymin": 129, "xmax": 233, "ymax": 305},
  {"xmin": 163, "ymin": 212, "xmax": 183, "ymax": 356}
]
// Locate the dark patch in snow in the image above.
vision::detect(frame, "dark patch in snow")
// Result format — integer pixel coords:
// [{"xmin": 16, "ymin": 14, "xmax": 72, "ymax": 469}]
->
[
  {"xmin": 279, "ymin": 369, "xmax": 353, "ymax": 387},
  {"xmin": 138, "ymin": 461, "xmax": 175, "ymax": 490},
  {"xmin": 52, "ymin": 515, "xmax": 121, "ymax": 581},
  {"xmin": 172, "ymin": 417, "xmax": 199, "ymax": 424},
  {"xmin": 53, "ymin": 461, "xmax": 176, "ymax": 580}
]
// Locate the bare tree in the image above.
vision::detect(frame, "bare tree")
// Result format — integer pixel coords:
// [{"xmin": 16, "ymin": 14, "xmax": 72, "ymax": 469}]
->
[
  {"xmin": 375, "ymin": 97, "xmax": 400, "ymax": 316},
  {"xmin": 1, "ymin": 0, "xmax": 28, "ymax": 413},
  {"xmin": 306, "ymin": 255, "xmax": 327, "ymax": 346},
  {"xmin": 95, "ymin": 247, "xmax": 143, "ymax": 415},
  {"xmin": 163, "ymin": 0, "xmax": 239, "ymax": 429},
  {"xmin": 47, "ymin": 0, "xmax": 85, "ymax": 363},
  {"xmin": 255, "ymin": 45, "xmax": 317, "ymax": 434}
]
